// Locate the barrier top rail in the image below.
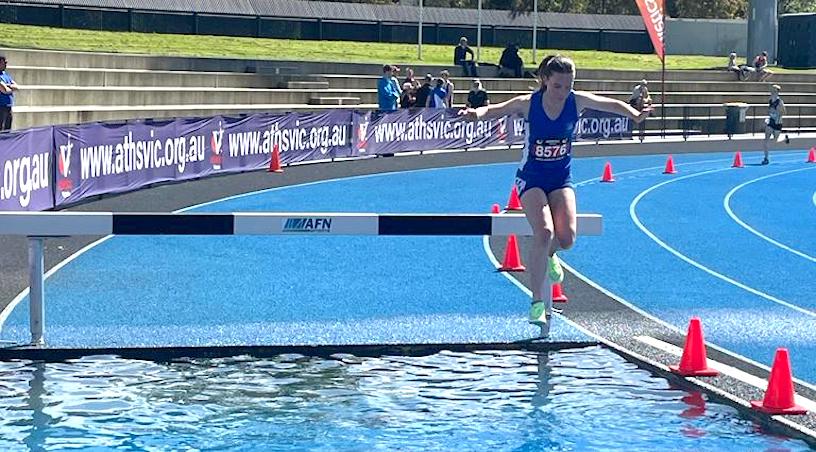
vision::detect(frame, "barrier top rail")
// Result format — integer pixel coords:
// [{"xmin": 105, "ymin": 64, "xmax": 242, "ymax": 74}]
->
[
  {"xmin": 0, "ymin": 212, "xmax": 603, "ymax": 237},
  {"xmin": 3, "ymin": 211, "xmax": 602, "ymax": 347}
]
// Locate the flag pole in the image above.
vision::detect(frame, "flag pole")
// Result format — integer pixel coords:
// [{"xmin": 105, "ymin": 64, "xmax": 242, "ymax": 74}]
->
[{"xmin": 661, "ymin": 54, "xmax": 665, "ymax": 137}]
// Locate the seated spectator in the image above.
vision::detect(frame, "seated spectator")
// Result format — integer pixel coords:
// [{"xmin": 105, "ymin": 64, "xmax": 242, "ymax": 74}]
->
[
  {"xmin": 466, "ymin": 79, "xmax": 489, "ymax": 108},
  {"xmin": 499, "ymin": 43, "xmax": 524, "ymax": 78},
  {"xmin": 400, "ymin": 82, "xmax": 416, "ymax": 108},
  {"xmin": 453, "ymin": 37, "xmax": 478, "ymax": 77},
  {"xmin": 377, "ymin": 64, "xmax": 400, "ymax": 111},
  {"xmin": 429, "ymin": 78, "xmax": 448, "ymax": 109},
  {"xmin": 727, "ymin": 52, "xmax": 756, "ymax": 81},
  {"xmin": 754, "ymin": 51, "xmax": 773, "ymax": 82},
  {"xmin": 628, "ymin": 79, "xmax": 652, "ymax": 111},
  {"xmin": 726, "ymin": 52, "xmax": 743, "ymax": 80},
  {"xmin": 414, "ymin": 74, "xmax": 433, "ymax": 108}
]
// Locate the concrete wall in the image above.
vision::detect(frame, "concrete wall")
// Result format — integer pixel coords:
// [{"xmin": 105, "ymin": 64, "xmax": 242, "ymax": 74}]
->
[{"xmin": 667, "ymin": 18, "xmax": 747, "ymax": 58}]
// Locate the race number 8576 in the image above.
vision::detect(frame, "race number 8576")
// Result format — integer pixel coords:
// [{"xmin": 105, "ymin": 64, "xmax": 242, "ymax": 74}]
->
[{"xmin": 534, "ymin": 143, "xmax": 567, "ymax": 159}]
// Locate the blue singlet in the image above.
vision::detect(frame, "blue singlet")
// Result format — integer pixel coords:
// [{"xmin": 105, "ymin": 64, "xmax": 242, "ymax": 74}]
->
[{"xmin": 514, "ymin": 89, "xmax": 578, "ymax": 196}]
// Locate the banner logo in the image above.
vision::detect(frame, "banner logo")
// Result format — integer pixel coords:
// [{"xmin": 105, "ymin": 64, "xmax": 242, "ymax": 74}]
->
[
  {"xmin": 282, "ymin": 217, "xmax": 332, "ymax": 233},
  {"xmin": 210, "ymin": 123, "xmax": 224, "ymax": 170},
  {"xmin": 498, "ymin": 117, "xmax": 508, "ymax": 143},
  {"xmin": 57, "ymin": 137, "xmax": 74, "ymax": 198},
  {"xmin": 357, "ymin": 118, "xmax": 369, "ymax": 153}
]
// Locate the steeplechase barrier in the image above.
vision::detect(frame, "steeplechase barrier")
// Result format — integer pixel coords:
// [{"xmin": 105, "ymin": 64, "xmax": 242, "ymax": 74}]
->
[{"xmin": 0, "ymin": 211, "xmax": 602, "ymax": 346}]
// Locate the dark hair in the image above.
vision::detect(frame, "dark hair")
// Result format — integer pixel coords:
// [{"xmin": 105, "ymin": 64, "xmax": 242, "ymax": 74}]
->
[{"xmin": 537, "ymin": 55, "xmax": 575, "ymax": 91}]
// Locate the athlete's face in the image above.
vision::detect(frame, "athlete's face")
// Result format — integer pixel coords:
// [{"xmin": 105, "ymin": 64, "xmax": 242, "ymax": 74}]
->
[{"xmin": 542, "ymin": 72, "xmax": 574, "ymax": 103}]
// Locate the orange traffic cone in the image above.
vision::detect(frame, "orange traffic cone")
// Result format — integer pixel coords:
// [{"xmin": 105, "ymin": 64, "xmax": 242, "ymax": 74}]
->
[
  {"xmin": 505, "ymin": 186, "xmax": 523, "ymax": 211},
  {"xmin": 669, "ymin": 317, "xmax": 719, "ymax": 377},
  {"xmin": 807, "ymin": 147, "xmax": 816, "ymax": 163},
  {"xmin": 268, "ymin": 144, "xmax": 283, "ymax": 173},
  {"xmin": 552, "ymin": 283, "xmax": 568, "ymax": 303},
  {"xmin": 732, "ymin": 151, "xmax": 744, "ymax": 168},
  {"xmin": 491, "ymin": 203, "xmax": 501, "ymax": 214},
  {"xmin": 499, "ymin": 235, "xmax": 525, "ymax": 272},
  {"xmin": 601, "ymin": 161, "xmax": 615, "ymax": 182},
  {"xmin": 751, "ymin": 348, "xmax": 807, "ymax": 415},
  {"xmin": 663, "ymin": 155, "xmax": 677, "ymax": 174}
]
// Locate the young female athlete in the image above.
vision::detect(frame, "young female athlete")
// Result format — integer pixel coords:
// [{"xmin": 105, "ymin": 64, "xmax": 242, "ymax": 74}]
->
[{"xmin": 460, "ymin": 55, "xmax": 651, "ymax": 326}]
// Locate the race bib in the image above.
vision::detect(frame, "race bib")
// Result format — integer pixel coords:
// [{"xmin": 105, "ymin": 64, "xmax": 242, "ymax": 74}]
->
[{"xmin": 532, "ymin": 138, "xmax": 569, "ymax": 161}]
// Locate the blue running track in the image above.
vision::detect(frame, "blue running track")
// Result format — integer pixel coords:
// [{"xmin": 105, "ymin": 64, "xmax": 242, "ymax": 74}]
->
[{"xmin": 1, "ymin": 150, "xmax": 814, "ymax": 385}]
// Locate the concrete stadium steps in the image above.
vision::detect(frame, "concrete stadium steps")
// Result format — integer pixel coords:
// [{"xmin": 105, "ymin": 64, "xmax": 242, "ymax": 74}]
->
[
  {"xmin": 14, "ymin": 101, "xmax": 816, "ymax": 134},
  {"xmin": 17, "ymin": 86, "xmax": 816, "ymax": 110},
  {"xmin": 11, "ymin": 103, "xmax": 380, "ymax": 129},
  {"xmin": 15, "ymin": 86, "xmax": 340, "ymax": 107},
  {"xmin": 658, "ymin": 103, "xmax": 816, "ymax": 115},
  {"xmin": 317, "ymin": 74, "xmax": 816, "ymax": 94},
  {"xmin": 9, "ymin": 66, "xmax": 283, "ymax": 88},
  {"xmin": 5, "ymin": 47, "xmax": 816, "ymax": 84}
]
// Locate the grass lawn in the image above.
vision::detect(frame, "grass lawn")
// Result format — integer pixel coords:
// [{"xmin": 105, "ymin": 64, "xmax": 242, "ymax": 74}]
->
[{"xmin": 0, "ymin": 23, "xmax": 810, "ymax": 73}]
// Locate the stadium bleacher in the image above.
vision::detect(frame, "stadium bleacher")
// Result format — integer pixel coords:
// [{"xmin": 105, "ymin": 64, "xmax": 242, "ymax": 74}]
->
[{"xmin": 5, "ymin": 47, "xmax": 816, "ymax": 136}]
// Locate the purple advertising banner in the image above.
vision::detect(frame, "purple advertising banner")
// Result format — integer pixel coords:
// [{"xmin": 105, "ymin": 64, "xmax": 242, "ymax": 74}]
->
[
  {"xmin": 53, "ymin": 116, "xmax": 217, "ymax": 206},
  {"xmin": 53, "ymin": 111, "xmax": 353, "ymax": 207},
  {"xmin": 5, "ymin": 106, "xmax": 631, "ymax": 211},
  {"xmin": 352, "ymin": 108, "xmax": 522, "ymax": 156},
  {"xmin": 575, "ymin": 109, "xmax": 633, "ymax": 140},
  {"xmin": 0, "ymin": 126, "xmax": 55, "ymax": 211},
  {"xmin": 223, "ymin": 110, "xmax": 352, "ymax": 166},
  {"xmin": 353, "ymin": 108, "xmax": 632, "ymax": 156}
]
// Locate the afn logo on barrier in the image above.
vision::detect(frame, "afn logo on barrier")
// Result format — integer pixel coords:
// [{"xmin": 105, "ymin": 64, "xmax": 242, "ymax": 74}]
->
[{"xmin": 282, "ymin": 217, "xmax": 332, "ymax": 233}]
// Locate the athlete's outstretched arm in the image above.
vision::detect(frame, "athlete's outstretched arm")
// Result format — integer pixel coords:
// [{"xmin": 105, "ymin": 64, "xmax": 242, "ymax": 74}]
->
[
  {"xmin": 458, "ymin": 94, "xmax": 531, "ymax": 121},
  {"xmin": 575, "ymin": 91, "xmax": 651, "ymax": 123}
]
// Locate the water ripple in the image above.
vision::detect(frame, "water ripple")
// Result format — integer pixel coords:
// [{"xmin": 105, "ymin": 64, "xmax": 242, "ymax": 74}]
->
[{"xmin": 0, "ymin": 346, "xmax": 809, "ymax": 451}]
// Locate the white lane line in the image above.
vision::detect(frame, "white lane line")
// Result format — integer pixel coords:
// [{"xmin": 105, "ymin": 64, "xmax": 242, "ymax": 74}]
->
[
  {"xmin": 634, "ymin": 335, "xmax": 816, "ymax": 413},
  {"xmin": 560, "ymin": 260, "xmax": 816, "ymax": 392},
  {"xmin": 629, "ymin": 164, "xmax": 816, "ymax": 318},
  {"xmin": 723, "ymin": 167, "xmax": 816, "ymax": 263},
  {"xmin": 0, "ymin": 154, "xmax": 710, "ymax": 332},
  {"xmin": 0, "ymin": 160, "xmax": 538, "ymax": 331}
]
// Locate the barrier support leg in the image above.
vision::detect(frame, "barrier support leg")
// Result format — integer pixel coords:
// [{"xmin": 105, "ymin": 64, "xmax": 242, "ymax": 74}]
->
[{"xmin": 28, "ymin": 237, "xmax": 45, "ymax": 347}]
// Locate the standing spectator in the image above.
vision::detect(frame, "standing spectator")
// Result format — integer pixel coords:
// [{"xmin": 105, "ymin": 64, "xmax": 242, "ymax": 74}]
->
[
  {"xmin": 762, "ymin": 84, "xmax": 788, "ymax": 165},
  {"xmin": 467, "ymin": 79, "xmax": 489, "ymax": 108},
  {"xmin": 628, "ymin": 79, "xmax": 652, "ymax": 111},
  {"xmin": 439, "ymin": 70, "xmax": 454, "ymax": 108},
  {"xmin": 499, "ymin": 43, "xmax": 524, "ymax": 78},
  {"xmin": 0, "ymin": 55, "xmax": 19, "ymax": 132},
  {"xmin": 754, "ymin": 51, "xmax": 773, "ymax": 82},
  {"xmin": 415, "ymin": 74, "xmax": 433, "ymax": 108},
  {"xmin": 403, "ymin": 67, "xmax": 420, "ymax": 90},
  {"xmin": 628, "ymin": 80, "xmax": 652, "ymax": 138},
  {"xmin": 453, "ymin": 37, "xmax": 478, "ymax": 77},
  {"xmin": 377, "ymin": 64, "xmax": 400, "ymax": 111},
  {"xmin": 400, "ymin": 82, "xmax": 415, "ymax": 108},
  {"xmin": 430, "ymin": 78, "xmax": 448, "ymax": 109}
]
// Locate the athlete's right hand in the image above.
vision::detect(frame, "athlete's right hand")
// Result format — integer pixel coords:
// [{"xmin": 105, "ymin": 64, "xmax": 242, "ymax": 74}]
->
[
  {"xmin": 458, "ymin": 108, "xmax": 478, "ymax": 121},
  {"xmin": 634, "ymin": 106, "xmax": 653, "ymax": 123}
]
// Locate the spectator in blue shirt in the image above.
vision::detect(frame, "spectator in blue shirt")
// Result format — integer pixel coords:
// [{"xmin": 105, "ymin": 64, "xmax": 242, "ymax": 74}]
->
[
  {"xmin": 430, "ymin": 78, "xmax": 448, "ymax": 109},
  {"xmin": 377, "ymin": 65, "xmax": 401, "ymax": 111},
  {"xmin": 0, "ymin": 55, "xmax": 19, "ymax": 131}
]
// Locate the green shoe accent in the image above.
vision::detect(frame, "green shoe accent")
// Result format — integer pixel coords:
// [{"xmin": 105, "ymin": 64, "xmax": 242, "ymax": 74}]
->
[
  {"xmin": 528, "ymin": 300, "xmax": 549, "ymax": 325},
  {"xmin": 548, "ymin": 253, "xmax": 565, "ymax": 284}
]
